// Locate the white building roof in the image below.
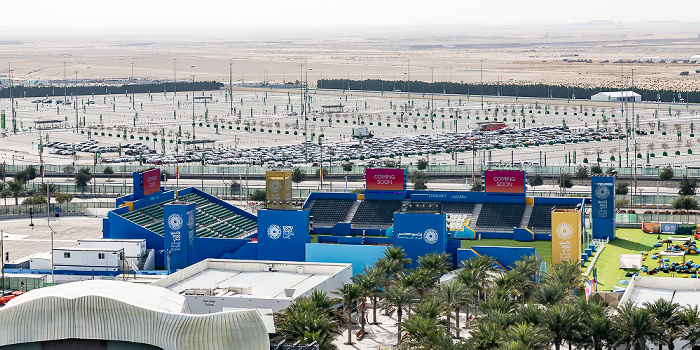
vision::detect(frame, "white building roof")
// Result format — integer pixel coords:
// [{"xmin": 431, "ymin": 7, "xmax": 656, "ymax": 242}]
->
[
  {"xmin": 153, "ymin": 259, "xmax": 352, "ymax": 299},
  {"xmin": 619, "ymin": 276, "xmax": 700, "ymax": 309},
  {"xmin": 594, "ymin": 91, "xmax": 641, "ymax": 98},
  {"xmin": 0, "ymin": 280, "xmax": 269, "ymax": 350},
  {"xmin": 9, "ymin": 279, "xmax": 186, "ymax": 313}
]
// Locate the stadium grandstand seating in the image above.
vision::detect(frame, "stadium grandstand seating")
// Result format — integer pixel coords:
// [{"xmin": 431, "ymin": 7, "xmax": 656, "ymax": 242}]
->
[
  {"xmin": 404, "ymin": 201, "xmax": 441, "ymax": 213},
  {"xmin": 440, "ymin": 202, "xmax": 476, "ymax": 214},
  {"xmin": 351, "ymin": 200, "xmax": 403, "ymax": 228},
  {"xmin": 120, "ymin": 192, "xmax": 256, "ymax": 239},
  {"xmin": 307, "ymin": 199, "xmax": 356, "ymax": 227},
  {"xmin": 527, "ymin": 204, "xmax": 577, "ymax": 233},
  {"xmin": 475, "ymin": 202, "xmax": 526, "ymax": 231}
]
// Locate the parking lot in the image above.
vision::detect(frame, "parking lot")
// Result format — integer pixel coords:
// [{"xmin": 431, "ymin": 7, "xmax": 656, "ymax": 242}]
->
[{"xmin": 2, "ymin": 87, "xmax": 700, "ymax": 171}]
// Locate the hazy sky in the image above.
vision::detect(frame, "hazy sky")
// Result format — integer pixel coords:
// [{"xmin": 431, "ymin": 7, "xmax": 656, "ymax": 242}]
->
[{"xmin": 3, "ymin": 0, "xmax": 698, "ymax": 32}]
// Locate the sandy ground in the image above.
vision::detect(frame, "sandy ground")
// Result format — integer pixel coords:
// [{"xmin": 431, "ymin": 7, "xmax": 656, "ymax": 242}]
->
[{"xmin": 1, "ymin": 25, "xmax": 700, "ymax": 90}]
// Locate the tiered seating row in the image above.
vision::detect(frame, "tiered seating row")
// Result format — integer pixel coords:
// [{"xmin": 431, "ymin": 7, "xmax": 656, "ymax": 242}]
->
[
  {"xmin": 308, "ymin": 199, "xmax": 356, "ymax": 226},
  {"xmin": 475, "ymin": 202, "xmax": 526, "ymax": 230}
]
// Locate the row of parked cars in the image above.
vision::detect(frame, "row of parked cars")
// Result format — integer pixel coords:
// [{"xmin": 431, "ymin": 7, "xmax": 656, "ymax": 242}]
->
[{"xmin": 42, "ymin": 125, "xmax": 627, "ymax": 167}]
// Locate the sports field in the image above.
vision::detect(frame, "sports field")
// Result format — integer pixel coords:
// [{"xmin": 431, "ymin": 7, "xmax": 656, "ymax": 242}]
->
[{"xmin": 460, "ymin": 239, "xmax": 553, "ymax": 266}]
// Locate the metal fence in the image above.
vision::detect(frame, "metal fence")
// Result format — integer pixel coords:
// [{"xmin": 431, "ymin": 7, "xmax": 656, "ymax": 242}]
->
[
  {"xmin": 616, "ymin": 213, "xmax": 700, "ymax": 224},
  {"xmin": 0, "ymin": 202, "xmax": 114, "ymax": 216},
  {"xmin": 5, "ymin": 163, "xmax": 700, "ymax": 178}
]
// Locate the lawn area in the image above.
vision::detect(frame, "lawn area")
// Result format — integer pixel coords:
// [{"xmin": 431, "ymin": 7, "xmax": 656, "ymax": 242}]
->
[
  {"xmin": 461, "ymin": 239, "xmax": 553, "ymax": 266},
  {"xmin": 588, "ymin": 228, "xmax": 700, "ymax": 292}
]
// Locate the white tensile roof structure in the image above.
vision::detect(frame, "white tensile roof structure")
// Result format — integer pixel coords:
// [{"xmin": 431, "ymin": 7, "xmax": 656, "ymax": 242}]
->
[
  {"xmin": 0, "ymin": 280, "xmax": 269, "ymax": 350},
  {"xmin": 619, "ymin": 276, "xmax": 700, "ymax": 309}
]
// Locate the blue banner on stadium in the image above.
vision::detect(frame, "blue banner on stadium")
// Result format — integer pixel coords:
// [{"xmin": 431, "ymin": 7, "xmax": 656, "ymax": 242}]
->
[
  {"xmin": 393, "ymin": 213, "xmax": 447, "ymax": 266},
  {"xmin": 591, "ymin": 176, "xmax": 615, "ymax": 219}
]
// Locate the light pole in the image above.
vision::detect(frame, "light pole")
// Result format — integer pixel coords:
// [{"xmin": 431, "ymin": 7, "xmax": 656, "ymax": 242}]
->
[
  {"xmin": 190, "ymin": 74, "xmax": 196, "ymax": 146},
  {"xmin": 480, "ymin": 59, "xmax": 485, "ymax": 111},
  {"xmin": 229, "ymin": 59, "xmax": 233, "ymax": 115},
  {"xmin": 131, "ymin": 62, "xmax": 135, "ymax": 111},
  {"xmin": 8, "ymin": 62, "xmax": 15, "ymax": 134},
  {"xmin": 173, "ymin": 58, "xmax": 177, "ymax": 99},
  {"xmin": 74, "ymin": 71, "xmax": 79, "ymax": 131}
]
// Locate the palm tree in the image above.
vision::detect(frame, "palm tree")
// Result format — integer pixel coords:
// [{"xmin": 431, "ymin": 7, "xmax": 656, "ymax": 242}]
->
[
  {"xmin": 351, "ymin": 269, "xmax": 381, "ymax": 335},
  {"xmin": 459, "ymin": 255, "xmax": 501, "ymax": 315},
  {"xmin": 273, "ymin": 295, "xmax": 342, "ymax": 350},
  {"xmin": 308, "ymin": 290, "xmax": 344, "ymax": 325},
  {"xmin": 384, "ymin": 283, "xmax": 416, "ymax": 342},
  {"xmin": 509, "ymin": 254, "xmax": 543, "ymax": 304},
  {"xmin": 613, "ymin": 302, "xmax": 663, "ymax": 350},
  {"xmin": 546, "ymin": 260, "xmax": 582, "ymax": 293},
  {"xmin": 334, "ymin": 283, "xmax": 362, "ymax": 345},
  {"xmin": 542, "ymin": 303, "xmax": 580, "ymax": 350},
  {"xmin": 468, "ymin": 319, "xmax": 503, "ymax": 349},
  {"xmin": 7, "ymin": 180, "xmax": 25, "ymax": 205},
  {"xmin": 418, "ymin": 252, "xmax": 452, "ymax": 283},
  {"xmin": 645, "ymin": 298, "xmax": 683, "ymax": 350},
  {"xmin": 37, "ymin": 182, "xmax": 58, "ymax": 206},
  {"xmin": 383, "ymin": 246, "xmax": 412, "ymax": 268},
  {"xmin": 681, "ymin": 305, "xmax": 700, "ymax": 347},
  {"xmin": 583, "ymin": 304, "xmax": 614, "ymax": 350},
  {"xmin": 503, "ymin": 323, "xmax": 549, "ymax": 350},
  {"xmin": 532, "ymin": 282, "xmax": 569, "ymax": 306},
  {"xmin": 0, "ymin": 182, "xmax": 8, "ymax": 206},
  {"xmin": 437, "ymin": 280, "xmax": 469, "ymax": 338},
  {"xmin": 517, "ymin": 303, "xmax": 544, "ymax": 326}
]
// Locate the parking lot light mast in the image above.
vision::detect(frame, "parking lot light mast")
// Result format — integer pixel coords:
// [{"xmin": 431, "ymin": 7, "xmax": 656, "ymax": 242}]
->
[
  {"xmin": 74, "ymin": 71, "xmax": 79, "ymax": 132},
  {"xmin": 131, "ymin": 63, "xmax": 135, "ymax": 111},
  {"xmin": 8, "ymin": 62, "xmax": 15, "ymax": 134},
  {"xmin": 229, "ymin": 59, "xmax": 233, "ymax": 115},
  {"xmin": 190, "ymin": 74, "xmax": 196, "ymax": 147},
  {"xmin": 480, "ymin": 59, "xmax": 485, "ymax": 111}
]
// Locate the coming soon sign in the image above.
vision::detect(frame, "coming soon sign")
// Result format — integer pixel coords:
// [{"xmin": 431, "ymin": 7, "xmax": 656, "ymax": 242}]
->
[
  {"xmin": 484, "ymin": 170, "xmax": 525, "ymax": 195},
  {"xmin": 366, "ymin": 168, "xmax": 405, "ymax": 192}
]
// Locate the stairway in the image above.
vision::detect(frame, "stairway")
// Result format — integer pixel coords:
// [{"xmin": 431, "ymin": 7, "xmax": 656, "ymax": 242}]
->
[
  {"xmin": 470, "ymin": 204, "xmax": 483, "ymax": 229},
  {"xmin": 519, "ymin": 204, "xmax": 534, "ymax": 228},
  {"xmin": 344, "ymin": 201, "xmax": 361, "ymax": 222}
]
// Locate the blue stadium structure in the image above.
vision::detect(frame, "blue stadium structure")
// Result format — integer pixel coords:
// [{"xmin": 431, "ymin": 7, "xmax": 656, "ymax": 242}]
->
[{"xmin": 102, "ymin": 169, "xmax": 588, "ymax": 274}]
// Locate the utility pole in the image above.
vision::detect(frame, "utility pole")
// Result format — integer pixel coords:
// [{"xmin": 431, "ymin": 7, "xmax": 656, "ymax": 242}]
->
[
  {"xmin": 430, "ymin": 67, "xmax": 435, "ymax": 128},
  {"xmin": 173, "ymin": 59, "xmax": 177, "ymax": 98},
  {"xmin": 131, "ymin": 63, "xmax": 135, "ymax": 111},
  {"xmin": 74, "ymin": 71, "xmax": 79, "ymax": 132},
  {"xmin": 190, "ymin": 75, "xmax": 196, "ymax": 144},
  {"xmin": 63, "ymin": 62, "xmax": 67, "ymax": 104},
  {"xmin": 229, "ymin": 59, "xmax": 233, "ymax": 115},
  {"xmin": 631, "ymin": 68, "xmax": 635, "ymax": 137},
  {"xmin": 8, "ymin": 62, "xmax": 15, "ymax": 134},
  {"xmin": 480, "ymin": 59, "xmax": 485, "ymax": 110},
  {"xmin": 302, "ymin": 64, "xmax": 308, "ymax": 163},
  {"xmin": 407, "ymin": 60, "xmax": 410, "ymax": 105}
]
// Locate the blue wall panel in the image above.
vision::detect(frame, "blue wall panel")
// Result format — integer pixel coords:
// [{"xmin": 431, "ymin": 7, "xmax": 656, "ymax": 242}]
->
[
  {"xmin": 456, "ymin": 249, "xmax": 479, "ymax": 264},
  {"xmin": 257, "ymin": 209, "xmax": 310, "ymax": 262},
  {"xmin": 218, "ymin": 241, "xmax": 258, "ymax": 260},
  {"xmin": 446, "ymin": 240, "xmax": 461, "ymax": 268},
  {"xmin": 471, "ymin": 246, "xmax": 540, "ymax": 270},
  {"xmin": 393, "ymin": 213, "xmax": 447, "ymax": 267},
  {"xmin": 305, "ymin": 243, "xmax": 387, "ymax": 275}
]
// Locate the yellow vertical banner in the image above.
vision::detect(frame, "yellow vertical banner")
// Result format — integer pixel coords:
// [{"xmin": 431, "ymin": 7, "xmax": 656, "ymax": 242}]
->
[
  {"xmin": 551, "ymin": 209, "xmax": 581, "ymax": 265},
  {"xmin": 266, "ymin": 170, "xmax": 292, "ymax": 210}
]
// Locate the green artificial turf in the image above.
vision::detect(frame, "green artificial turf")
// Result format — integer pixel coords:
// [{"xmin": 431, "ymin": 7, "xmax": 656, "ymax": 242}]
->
[{"xmin": 460, "ymin": 239, "xmax": 553, "ymax": 266}]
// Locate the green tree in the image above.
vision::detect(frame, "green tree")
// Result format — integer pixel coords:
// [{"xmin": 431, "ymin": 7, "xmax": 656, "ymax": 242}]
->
[
  {"xmin": 471, "ymin": 180, "xmax": 483, "ymax": 192},
  {"xmin": 416, "ymin": 159, "xmax": 428, "ymax": 170},
  {"xmin": 543, "ymin": 303, "xmax": 581, "ymax": 350},
  {"xmin": 411, "ymin": 170, "xmax": 429, "ymax": 190},
  {"xmin": 382, "ymin": 160, "xmax": 397, "ymax": 168},
  {"xmin": 383, "ymin": 246, "xmax": 413, "ymax": 269},
  {"xmin": 23, "ymin": 194, "xmax": 46, "ymax": 205},
  {"xmin": 437, "ymin": 280, "xmax": 469, "ymax": 338},
  {"xmin": 353, "ymin": 267, "xmax": 382, "ymax": 326},
  {"xmin": 673, "ymin": 196, "xmax": 699, "ymax": 210},
  {"xmin": 528, "ymin": 174, "xmax": 544, "ymax": 187},
  {"xmin": 590, "ymin": 164, "xmax": 603, "ymax": 174},
  {"xmin": 659, "ymin": 167, "xmax": 675, "ymax": 183},
  {"xmin": 556, "ymin": 173, "xmax": 573, "ymax": 189},
  {"xmin": 55, "ymin": 192, "xmax": 73, "ymax": 204},
  {"xmin": 681, "ymin": 305, "xmax": 700, "ymax": 347},
  {"xmin": 678, "ymin": 176, "xmax": 698, "ymax": 196},
  {"xmin": 503, "ymin": 323, "xmax": 549, "ymax": 350},
  {"xmin": 7, "ymin": 180, "xmax": 25, "ymax": 205},
  {"xmin": 74, "ymin": 168, "xmax": 92, "ymax": 192},
  {"xmin": 291, "ymin": 167, "xmax": 306, "ymax": 189},
  {"xmin": 575, "ymin": 165, "xmax": 589, "ymax": 178},
  {"xmin": 615, "ymin": 181, "xmax": 629, "ymax": 195},
  {"xmin": 605, "ymin": 167, "xmax": 616, "ymax": 175},
  {"xmin": 469, "ymin": 319, "xmax": 503, "ymax": 349},
  {"xmin": 273, "ymin": 294, "xmax": 342, "ymax": 350},
  {"xmin": 644, "ymin": 298, "xmax": 684, "ymax": 350},
  {"xmin": 249, "ymin": 189, "xmax": 266, "ymax": 201},
  {"xmin": 334, "ymin": 283, "xmax": 362, "ymax": 345},
  {"xmin": 0, "ymin": 183, "xmax": 8, "ymax": 206},
  {"xmin": 613, "ymin": 302, "xmax": 663, "ymax": 350},
  {"xmin": 383, "ymin": 283, "xmax": 416, "ymax": 342},
  {"xmin": 342, "ymin": 162, "xmax": 353, "ymax": 172},
  {"xmin": 418, "ymin": 252, "xmax": 451, "ymax": 283},
  {"xmin": 104, "ymin": 166, "xmax": 115, "ymax": 182},
  {"xmin": 315, "ymin": 167, "xmax": 329, "ymax": 178}
]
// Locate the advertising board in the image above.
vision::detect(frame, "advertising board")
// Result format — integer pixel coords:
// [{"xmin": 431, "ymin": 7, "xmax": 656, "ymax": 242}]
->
[
  {"xmin": 484, "ymin": 170, "xmax": 525, "ymax": 194},
  {"xmin": 393, "ymin": 213, "xmax": 447, "ymax": 266},
  {"xmin": 143, "ymin": 169, "xmax": 161, "ymax": 196},
  {"xmin": 551, "ymin": 209, "xmax": 581, "ymax": 265},
  {"xmin": 366, "ymin": 168, "xmax": 405, "ymax": 192}
]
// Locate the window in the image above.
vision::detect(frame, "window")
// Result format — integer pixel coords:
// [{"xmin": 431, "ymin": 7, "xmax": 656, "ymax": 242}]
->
[
  {"xmin": 64, "ymin": 252, "xmax": 70, "ymax": 258},
  {"xmin": 98, "ymin": 253, "xmax": 105, "ymax": 260}
]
